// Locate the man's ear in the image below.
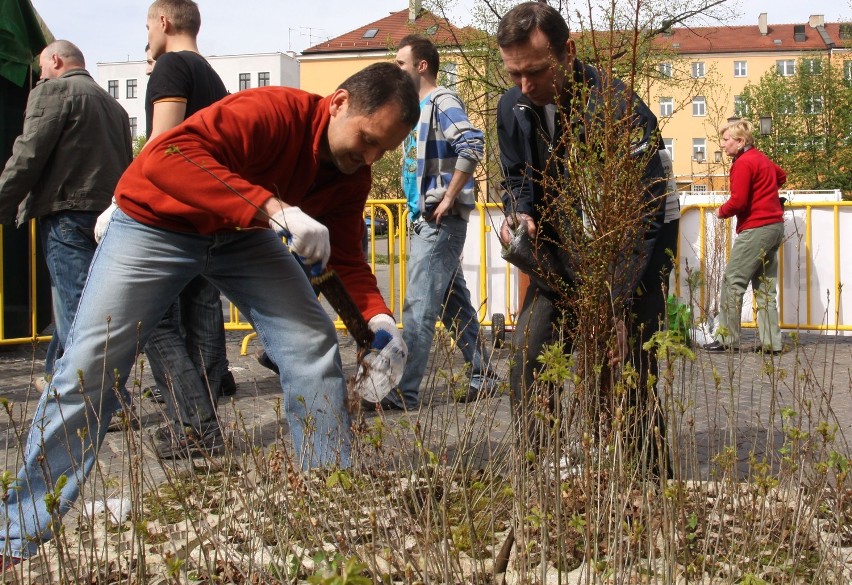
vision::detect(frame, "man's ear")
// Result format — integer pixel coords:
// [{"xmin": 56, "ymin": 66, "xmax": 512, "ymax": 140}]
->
[
  {"xmin": 565, "ymin": 39, "xmax": 576, "ymax": 61},
  {"xmin": 328, "ymin": 89, "xmax": 350, "ymax": 117}
]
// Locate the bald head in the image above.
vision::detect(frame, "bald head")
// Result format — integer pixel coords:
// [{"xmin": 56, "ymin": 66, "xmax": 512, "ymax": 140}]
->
[{"xmin": 39, "ymin": 40, "xmax": 86, "ymax": 80}]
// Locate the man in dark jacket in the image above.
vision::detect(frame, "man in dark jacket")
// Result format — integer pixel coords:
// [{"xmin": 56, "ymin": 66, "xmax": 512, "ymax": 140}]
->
[
  {"xmin": 0, "ymin": 40, "xmax": 132, "ymax": 382},
  {"xmin": 496, "ymin": 2, "xmax": 675, "ymax": 477}
]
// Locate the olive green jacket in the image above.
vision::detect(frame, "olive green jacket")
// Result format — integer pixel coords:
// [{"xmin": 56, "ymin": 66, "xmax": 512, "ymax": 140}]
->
[{"xmin": 0, "ymin": 69, "xmax": 132, "ymax": 225}]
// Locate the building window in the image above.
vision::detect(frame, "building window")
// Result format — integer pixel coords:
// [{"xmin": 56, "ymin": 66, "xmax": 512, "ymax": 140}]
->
[
  {"xmin": 658, "ymin": 62, "xmax": 672, "ymax": 78},
  {"xmin": 692, "ymin": 184, "xmax": 708, "ymax": 194},
  {"xmin": 129, "ymin": 117, "xmax": 138, "ymax": 139},
  {"xmin": 108, "ymin": 80, "xmax": 119, "ymax": 99},
  {"xmin": 238, "ymin": 73, "xmax": 251, "ymax": 90},
  {"xmin": 126, "ymin": 79, "xmax": 137, "ymax": 99},
  {"xmin": 258, "ymin": 72, "xmax": 270, "ymax": 87},
  {"xmin": 776, "ymin": 59, "xmax": 796, "ymax": 76},
  {"xmin": 733, "ymin": 95, "xmax": 748, "ymax": 117},
  {"xmin": 659, "ymin": 97, "xmax": 673, "ymax": 117},
  {"xmin": 362, "ymin": 28, "xmax": 378, "ymax": 39},
  {"xmin": 803, "ymin": 95, "xmax": 823, "ymax": 115},
  {"xmin": 692, "ymin": 138, "xmax": 706, "ymax": 161},
  {"xmin": 780, "ymin": 93, "xmax": 796, "ymax": 114},
  {"xmin": 691, "ymin": 62, "xmax": 705, "ymax": 78},
  {"xmin": 845, "ymin": 60, "xmax": 852, "ymax": 87},
  {"xmin": 439, "ymin": 62, "xmax": 457, "ymax": 87},
  {"xmin": 663, "ymin": 138, "xmax": 674, "ymax": 160},
  {"xmin": 734, "ymin": 61, "xmax": 747, "ymax": 77},
  {"xmin": 802, "ymin": 59, "xmax": 823, "ymax": 75},
  {"xmin": 692, "ymin": 96, "xmax": 706, "ymax": 117}
]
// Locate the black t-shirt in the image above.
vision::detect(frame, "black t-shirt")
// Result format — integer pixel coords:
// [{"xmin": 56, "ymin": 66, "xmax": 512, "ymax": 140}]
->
[{"xmin": 145, "ymin": 50, "xmax": 228, "ymax": 138}]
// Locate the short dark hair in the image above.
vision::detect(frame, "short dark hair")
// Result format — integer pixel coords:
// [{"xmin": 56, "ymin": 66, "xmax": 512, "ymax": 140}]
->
[
  {"xmin": 337, "ymin": 62, "xmax": 420, "ymax": 128},
  {"xmin": 398, "ymin": 34, "xmax": 440, "ymax": 78},
  {"xmin": 46, "ymin": 40, "xmax": 85, "ymax": 67},
  {"xmin": 497, "ymin": 1, "xmax": 570, "ymax": 59},
  {"xmin": 148, "ymin": 0, "xmax": 201, "ymax": 37}
]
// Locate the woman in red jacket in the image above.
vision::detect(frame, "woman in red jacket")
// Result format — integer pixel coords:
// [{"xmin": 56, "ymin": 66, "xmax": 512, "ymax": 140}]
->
[{"xmin": 704, "ymin": 119, "xmax": 786, "ymax": 354}]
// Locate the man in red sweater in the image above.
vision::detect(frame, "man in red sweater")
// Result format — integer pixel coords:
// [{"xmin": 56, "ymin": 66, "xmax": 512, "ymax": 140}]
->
[
  {"xmin": 704, "ymin": 119, "xmax": 786, "ymax": 354},
  {"xmin": 0, "ymin": 62, "xmax": 418, "ymax": 563}
]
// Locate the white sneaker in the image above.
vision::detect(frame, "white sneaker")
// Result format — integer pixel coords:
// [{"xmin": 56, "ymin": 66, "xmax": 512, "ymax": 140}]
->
[{"xmin": 548, "ymin": 442, "xmax": 584, "ymax": 479}]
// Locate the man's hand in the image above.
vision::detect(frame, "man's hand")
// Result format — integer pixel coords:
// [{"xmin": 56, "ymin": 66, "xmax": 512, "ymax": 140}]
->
[
  {"xmin": 94, "ymin": 202, "xmax": 118, "ymax": 244},
  {"xmin": 499, "ymin": 213, "xmax": 537, "ymax": 245},
  {"xmin": 269, "ymin": 206, "xmax": 330, "ymax": 267},
  {"xmin": 429, "ymin": 194, "xmax": 456, "ymax": 225},
  {"xmin": 355, "ymin": 314, "xmax": 408, "ymax": 401}
]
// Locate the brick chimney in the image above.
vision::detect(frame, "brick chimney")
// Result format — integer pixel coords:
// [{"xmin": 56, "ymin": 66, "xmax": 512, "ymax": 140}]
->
[
  {"xmin": 409, "ymin": 0, "xmax": 421, "ymax": 23},
  {"xmin": 758, "ymin": 13, "xmax": 768, "ymax": 35}
]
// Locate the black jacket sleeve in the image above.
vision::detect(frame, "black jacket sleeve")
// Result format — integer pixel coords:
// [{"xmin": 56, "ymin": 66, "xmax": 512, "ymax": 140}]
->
[{"xmin": 497, "ymin": 88, "xmax": 537, "ymax": 218}]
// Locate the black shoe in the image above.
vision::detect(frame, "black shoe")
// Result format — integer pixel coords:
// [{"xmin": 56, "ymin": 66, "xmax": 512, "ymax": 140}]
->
[
  {"xmin": 457, "ymin": 373, "xmax": 502, "ymax": 403},
  {"xmin": 154, "ymin": 424, "xmax": 225, "ymax": 459},
  {"xmin": 106, "ymin": 410, "xmax": 140, "ymax": 433},
  {"xmin": 702, "ymin": 340, "xmax": 736, "ymax": 352},
  {"xmin": 360, "ymin": 396, "xmax": 406, "ymax": 411},
  {"xmin": 255, "ymin": 350, "xmax": 280, "ymax": 375},
  {"xmin": 220, "ymin": 370, "xmax": 237, "ymax": 397},
  {"xmin": 145, "ymin": 386, "xmax": 166, "ymax": 403}
]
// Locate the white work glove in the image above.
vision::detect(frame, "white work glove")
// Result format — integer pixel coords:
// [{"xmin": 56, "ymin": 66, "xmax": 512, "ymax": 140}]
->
[
  {"xmin": 269, "ymin": 206, "xmax": 330, "ymax": 268},
  {"xmin": 355, "ymin": 313, "xmax": 408, "ymax": 402},
  {"xmin": 94, "ymin": 202, "xmax": 118, "ymax": 244}
]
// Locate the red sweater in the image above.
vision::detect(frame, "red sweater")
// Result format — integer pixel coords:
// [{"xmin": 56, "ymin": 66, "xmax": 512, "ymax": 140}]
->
[
  {"xmin": 115, "ymin": 87, "xmax": 389, "ymax": 321},
  {"xmin": 718, "ymin": 147, "xmax": 786, "ymax": 233}
]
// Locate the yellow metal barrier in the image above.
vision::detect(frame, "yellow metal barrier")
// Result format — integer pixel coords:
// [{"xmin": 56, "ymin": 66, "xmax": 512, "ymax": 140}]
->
[
  {"xmin": 0, "ymin": 221, "xmax": 51, "ymax": 347},
  {"xmin": 11, "ymin": 199, "xmax": 846, "ymax": 352}
]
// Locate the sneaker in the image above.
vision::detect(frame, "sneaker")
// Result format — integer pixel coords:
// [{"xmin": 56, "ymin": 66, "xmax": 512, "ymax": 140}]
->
[
  {"xmin": 755, "ymin": 344, "xmax": 787, "ymax": 356},
  {"xmin": 254, "ymin": 350, "xmax": 280, "ymax": 375},
  {"xmin": 360, "ymin": 396, "xmax": 406, "ymax": 411},
  {"xmin": 145, "ymin": 386, "xmax": 166, "ymax": 403},
  {"xmin": 154, "ymin": 424, "xmax": 225, "ymax": 459},
  {"xmin": 106, "ymin": 410, "xmax": 140, "ymax": 433},
  {"xmin": 547, "ymin": 446, "xmax": 584, "ymax": 480},
  {"xmin": 702, "ymin": 340, "xmax": 737, "ymax": 352},
  {"xmin": 457, "ymin": 373, "xmax": 502, "ymax": 403},
  {"xmin": 220, "ymin": 370, "xmax": 237, "ymax": 397}
]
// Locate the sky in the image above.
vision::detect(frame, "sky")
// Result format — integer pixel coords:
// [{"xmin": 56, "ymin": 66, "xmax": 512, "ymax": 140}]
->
[{"xmin": 27, "ymin": 0, "xmax": 848, "ymax": 67}]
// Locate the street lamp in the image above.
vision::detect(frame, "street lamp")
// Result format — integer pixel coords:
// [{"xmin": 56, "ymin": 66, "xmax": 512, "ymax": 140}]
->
[
  {"xmin": 759, "ymin": 115, "xmax": 773, "ymax": 136},
  {"xmin": 714, "ymin": 150, "xmax": 722, "ymax": 163}
]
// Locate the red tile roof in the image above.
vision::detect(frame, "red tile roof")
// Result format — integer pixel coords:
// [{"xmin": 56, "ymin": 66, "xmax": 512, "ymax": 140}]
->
[
  {"xmin": 302, "ymin": 8, "xmax": 480, "ymax": 54},
  {"xmin": 655, "ymin": 23, "xmax": 848, "ymax": 55}
]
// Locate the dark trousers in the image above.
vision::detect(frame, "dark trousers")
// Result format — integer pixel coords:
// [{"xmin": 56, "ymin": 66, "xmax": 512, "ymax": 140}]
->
[{"xmin": 508, "ymin": 219, "xmax": 678, "ymax": 478}]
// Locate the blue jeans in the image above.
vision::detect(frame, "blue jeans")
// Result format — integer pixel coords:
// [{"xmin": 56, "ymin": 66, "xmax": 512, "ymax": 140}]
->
[
  {"xmin": 38, "ymin": 211, "xmax": 100, "ymax": 375},
  {"xmin": 392, "ymin": 215, "xmax": 489, "ymax": 409},
  {"xmin": 0, "ymin": 210, "xmax": 352, "ymax": 558},
  {"xmin": 144, "ymin": 275, "xmax": 227, "ymax": 431}
]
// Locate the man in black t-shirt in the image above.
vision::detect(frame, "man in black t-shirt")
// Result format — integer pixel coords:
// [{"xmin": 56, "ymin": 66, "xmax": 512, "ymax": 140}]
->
[{"xmin": 98, "ymin": 0, "xmax": 232, "ymax": 459}]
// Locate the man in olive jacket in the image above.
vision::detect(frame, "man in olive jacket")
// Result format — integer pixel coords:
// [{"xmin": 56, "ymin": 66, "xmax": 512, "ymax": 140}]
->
[{"xmin": 0, "ymin": 40, "xmax": 132, "ymax": 377}]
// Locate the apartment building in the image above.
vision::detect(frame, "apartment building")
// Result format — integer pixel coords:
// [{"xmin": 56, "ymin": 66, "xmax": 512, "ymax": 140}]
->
[
  {"xmin": 97, "ymin": 52, "xmax": 300, "ymax": 139},
  {"xmin": 649, "ymin": 13, "xmax": 848, "ymax": 192}
]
